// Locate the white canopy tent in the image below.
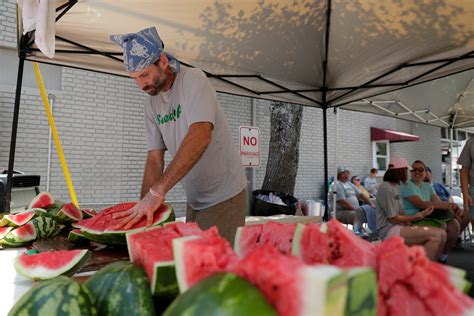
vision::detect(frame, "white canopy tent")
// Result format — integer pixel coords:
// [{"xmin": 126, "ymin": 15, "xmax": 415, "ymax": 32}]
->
[{"xmin": 5, "ymin": 0, "xmax": 474, "ymax": 216}]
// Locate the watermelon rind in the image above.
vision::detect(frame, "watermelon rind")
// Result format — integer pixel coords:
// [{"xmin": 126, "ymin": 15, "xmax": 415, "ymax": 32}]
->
[
  {"xmin": 345, "ymin": 267, "xmax": 378, "ymax": 316},
  {"xmin": 172, "ymin": 235, "xmax": 202, "ymax": 293},
  {"xmin": 30, "ymin": 216, "xmax": 61, "ymax": 239},
  {"xmin": 151, "ymin": 261, "xmax": 179, "ymax": 299},
  {"xmin": 84, "ymin": 261, "xmax": 155, "ymax": 316},
  {"xmin": 46, "ymin": 201, "xmax": 65, "ymax": 216},
  {"xmin": 233, "ymin": 226, "xmax": 244, "ymax": 256},
  {"xmin": 291, "ymin": 223, "xmax": 306, "ymax": 257},
  {"xmin": 81, "ymin": 208, "xmax": 97, "ymax": 218},
  {"xmin": 8, "ymin": 276, "xmax": 97, "ymax": 316},
  {"xmin": 0, "ymin": 215, "xmax": 8, "ymax": 227},
  {"xmin": 68, "ymin": 229, "xmax": 90, "ymax": 244},
  {"xmin": 4, "ymin": 210, "xmax": 36, "ymax": 227},
  {"xmin": 27, "ymin": 192, "xmax": 54, "ymax": 209},
  {"xmin": 14, "ymin": 249, "xmax": 91, "ymax": 280},
  {"xmin": 300, "ymin": 265, "xmax": 348, "ymax": 316},
  {"xmin": 163, "ymin": 273, "xmax": 278, "ymax": 316}
]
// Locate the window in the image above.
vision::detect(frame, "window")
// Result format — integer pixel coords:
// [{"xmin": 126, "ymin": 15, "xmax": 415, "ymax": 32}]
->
[
  {"xmin": 372, "ymin": 140, "xmax": 390, "ymax": 173},
  {"xmin": 457, "ymin": 131, "xmax": 467, "ymax": 141}
]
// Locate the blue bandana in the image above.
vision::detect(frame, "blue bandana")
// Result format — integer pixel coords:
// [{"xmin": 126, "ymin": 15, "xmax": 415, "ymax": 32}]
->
[{"xmin": 110, "ymin": 26, "xmax": 180, "ymax": 73}]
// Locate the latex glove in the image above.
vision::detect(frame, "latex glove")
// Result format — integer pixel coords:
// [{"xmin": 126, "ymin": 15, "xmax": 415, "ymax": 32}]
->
[{"xmin": 112, "ymin": 189, "xmax": 164, "ymax": 230}]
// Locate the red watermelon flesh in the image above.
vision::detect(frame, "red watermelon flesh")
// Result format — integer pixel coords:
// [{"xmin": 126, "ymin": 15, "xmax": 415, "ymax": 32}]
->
[
  {"xmin": 173, "ymin": 233, "xmax": 239, "ymax": 292},
  {"xmin": 326, "ymin": 219, "xmax": 375, "ymax": 268},
  {"xmin": 385, "ymin": 283, "xmax": 430, "ymax": 316},
  {"xmin": 14, "ymin": 249, "xmax": 90, "ymax": 280},
  {"xmin": 58, "ymin": 203, "xmax": 83, "ymax": 221},
  {"xmin": 234, "ymin": 246, "xmax": 305, "ymax": 316},
  {"xmin": 294, "ymin": 223, "xmax": 332, "ymax": 264},
  {"xmin": 5, "ymin": 211, "xmax": 35, "ymax": 227},
  {"xmin": 235, "ymin": 221, "xmax": 296, "ymax": 257}
]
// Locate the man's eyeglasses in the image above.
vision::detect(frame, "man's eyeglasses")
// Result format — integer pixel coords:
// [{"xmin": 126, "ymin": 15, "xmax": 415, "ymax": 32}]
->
[{"xmin": 411, "ymin": 168, "xmax": 425, "ymax": 173}]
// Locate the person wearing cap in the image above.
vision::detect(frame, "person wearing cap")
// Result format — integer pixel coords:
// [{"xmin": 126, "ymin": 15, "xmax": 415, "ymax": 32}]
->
[
  {"xmin": 457, "ymin": 137, "xmax": 474, "ymax": 234},
  {"xmin": 400, "ymin": 160, "xmax": 462, "ymax": 263},
  {"xmin": 375, "ymin": 157, "xmax": 446, "ymax": 261},
  {"xmin": 329, "ymin": 165, "xmax": 375, "ymax": 230},
  {"xmin": 351, "ymin": 175, "xmax": 377, "ymax": 232},
  {"xmin": 109, "ymin": 27, "xmax": 247, "ymax": 244}
]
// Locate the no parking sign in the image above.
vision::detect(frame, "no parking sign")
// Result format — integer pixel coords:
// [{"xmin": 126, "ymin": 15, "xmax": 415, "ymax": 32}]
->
[{"xmin": 239, "ymin": 126, "xmax": 260, "ymax": 167}]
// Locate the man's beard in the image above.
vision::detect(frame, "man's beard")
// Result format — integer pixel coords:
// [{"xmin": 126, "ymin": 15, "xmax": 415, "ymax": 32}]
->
[{"xmin": 143, "ymin": 69, "xmax": 167, "ymax": 96}]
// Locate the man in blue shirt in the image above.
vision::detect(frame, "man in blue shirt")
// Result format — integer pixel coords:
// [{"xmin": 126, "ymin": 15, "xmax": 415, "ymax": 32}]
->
[{"xmin": 424, "ymin": 167, "xmax": 451, "ymax": 202}]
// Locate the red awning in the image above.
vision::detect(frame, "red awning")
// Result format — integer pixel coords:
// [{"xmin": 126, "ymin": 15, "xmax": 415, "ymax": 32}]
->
[{"xmin": 370, "ymin": 127, "xmax": 420, "ymax": 143}]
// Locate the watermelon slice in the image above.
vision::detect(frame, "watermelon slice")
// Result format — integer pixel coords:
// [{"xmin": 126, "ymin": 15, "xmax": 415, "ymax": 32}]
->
[
  {"xmin": 234, "ymin": 221, "xmax": 296, "ymax": 257},
  {"xmin": 55, "ymin": 203, "xmax": 83, "ymax": 223},
  {"xmin": 68, "ymin": 229, "xmax": 89, "ymax": 244},
  {"xmin": 126, "ymin": 222, "xmax": 216, "ymax": 304},
  {"xmin": 375, "ymin": 236, "xmax": 474, "ymax": 316},
  {"xmin": 292, "ymin": 219, "xmax": 375, "ymax": 268},
  {"xmin": 46, "ymin": 201, "xmax": 65, "ymax": 216},
  {"xmin": 81, "ymin": 208, "xmax": 97, "ymax": 218},
  {"xmin": 0, "ymin": 215, "xmax": 8, "ymax": 227},
  {"xmin": 233, "ymin": 246, "xmax": 348, "ymax": 316},
  {"xmin": 173, "ymin": 233, "xmax": 239, "ymax": 293},
  {"xmin": 14, "ymin": 249, "xmax": 90, "ymax": 280},
  {"xmin": 74, "ymin": 201, "xmax": 175, "ymax": 245},
  {"xmin": 3, "ymin": 210, "xmax": 36, "ymax": 227},
  {"xmin": 28, "ymin": 192, "xmax": 54, "ymax": 209},
  {"xmin": 345, "ymin": 268, "xmax": 378, "ymax": 316},
  {"xmin": 0, "ymin": 226, "xmax": 13, "ymax": 239},
  {"xmin": 1, "ymin": 222, "xmax": 37, "ymax": 246}
]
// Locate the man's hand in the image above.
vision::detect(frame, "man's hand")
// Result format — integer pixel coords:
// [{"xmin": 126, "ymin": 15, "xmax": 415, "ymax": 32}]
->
[{"xmin": 112, "ymin": 189, "xmax": 164, "ymax": 230}]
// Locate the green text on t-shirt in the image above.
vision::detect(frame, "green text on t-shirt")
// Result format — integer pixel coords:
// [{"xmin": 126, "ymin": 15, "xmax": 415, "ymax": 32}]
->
[{"xmin": 156, "ymin": 104, "xmax": 182, "ymax": 126}]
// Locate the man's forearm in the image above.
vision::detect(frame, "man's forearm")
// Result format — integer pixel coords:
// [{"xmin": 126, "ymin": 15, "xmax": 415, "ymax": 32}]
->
[
  {"xmin": 460, "ymin": 167, "xmax": 470, "ymax": 196},
  {"xmin": 151, "ymin": 122, "xmax": 212, "ymax": 195},
  {"xmin": 338, "ymin": 199, "xmax": 356, "ymax": 211},
  {"xmin": 141, "ymin": 150, "xmax": 165, "ymax": 198}
]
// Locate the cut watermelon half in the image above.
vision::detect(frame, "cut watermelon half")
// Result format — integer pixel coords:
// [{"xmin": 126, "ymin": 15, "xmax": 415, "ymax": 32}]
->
[
  {"xmin": 234, "ymin": 221, "xmax": 296, "ymax": 257},
  {"xmin": 173, "ymin": 234, "xmax": 239, "ymax": 293},
  {"xmin": 14, "ymin": 249, "xmax": 90, "ymax": 280},
  {"xmin": 74, "ymin": 201, "xmax": 175, "ymax": 245},
  {"xmin": 233, "ymin": 246, "xmax": 348, "ymax": 316},
  {"xmin": 28, "ymin": 192, "xmax": 54, "ymax": 209},
  {"xmin": 4, "ymin": 210, "xmax": 36, "ymax": 227}
]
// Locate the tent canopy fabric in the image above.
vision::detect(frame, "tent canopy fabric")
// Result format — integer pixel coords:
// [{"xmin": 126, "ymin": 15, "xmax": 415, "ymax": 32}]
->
[
  {"xmin": 17, "ymin": 0, "xmax": 474, "ymax": 109},
  {"xmin": 370, "ymin": 127, "xmax": 420, "ymax": 143}
]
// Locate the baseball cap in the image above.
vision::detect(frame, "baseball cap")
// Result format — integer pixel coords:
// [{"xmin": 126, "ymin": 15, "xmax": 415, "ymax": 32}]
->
[
  {"xmin": 337, "ymin": 165, "xmax": 349, "ymax": 174},
  {"xmin": 388, "ymin": 157, "xmax": 410, "ymax": 169}
]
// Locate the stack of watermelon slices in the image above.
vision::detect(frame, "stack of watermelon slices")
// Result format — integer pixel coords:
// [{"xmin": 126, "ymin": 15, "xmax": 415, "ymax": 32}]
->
[{"xmin": 73, "ymin": 201, "xmax": 175, "ymax": 245}]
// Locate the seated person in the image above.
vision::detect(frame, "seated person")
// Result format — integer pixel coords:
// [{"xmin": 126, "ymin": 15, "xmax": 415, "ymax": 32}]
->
[
  {"xmin": 400, "ymin": 160, "xmax": 463, "ymax": 263},
  {"xmin": 329, "ymin": 166, "xmax": 376, "ymax": 232},
  {"xmin": 351, "ymin": 175, "xmax": 377, "ymax": 232},
  {"xmin": 376, "ymin": 157, "xmax": 446, "ymax": 261},
  {"xmin": 363, "ymin": 168, "xmax": 379, "ymax": 196},
  {"xmin": 424, "ymin": 166, "xmax": 470, "ymax": 248}
]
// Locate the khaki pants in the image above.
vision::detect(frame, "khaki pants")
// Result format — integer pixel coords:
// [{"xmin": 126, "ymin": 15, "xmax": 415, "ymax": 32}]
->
[
  {"xmin": 186, "ymin": 189, "xmax": 246, "ymax": 245},
  {"xmin": 335, "ymin": 209, "xmax": 355, "ymax": 225}
]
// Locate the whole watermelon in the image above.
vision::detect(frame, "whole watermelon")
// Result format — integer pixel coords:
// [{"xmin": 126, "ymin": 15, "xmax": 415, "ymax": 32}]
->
[
  {"xmin": 84, "ymin": 261, "xmax": 155, "ymax": 316},
  {"xmin": 164, "ymin": 273, "xmax": 277, "ymax": 316},
  {"xmin": 9, "ymin": 276, "xmax": 96, "ymax": 316}
]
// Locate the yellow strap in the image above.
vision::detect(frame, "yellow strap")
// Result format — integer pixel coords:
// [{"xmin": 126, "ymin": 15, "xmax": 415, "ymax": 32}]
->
[{"xmin": 33, "ymin": 62, "xmax": 80, "ymax": 209}]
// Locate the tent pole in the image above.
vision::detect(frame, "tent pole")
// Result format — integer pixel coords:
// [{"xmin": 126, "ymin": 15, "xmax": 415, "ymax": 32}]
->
[
  {"xmin": 323, "ymin": 104, "xmax": 329, "ymax": 221},
  {"xmin": 4, "ymin": 56, "xmax": 26, "ymax": 213}
]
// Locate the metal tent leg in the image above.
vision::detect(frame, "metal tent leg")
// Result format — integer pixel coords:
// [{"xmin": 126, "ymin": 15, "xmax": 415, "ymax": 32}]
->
[
  {"xmin": 4, "ymin": 57, "xmax": 25, "ymax": 213},
  {"xmin": 323, "ymin": 106, "xmax": 329, "ymax": 221}
]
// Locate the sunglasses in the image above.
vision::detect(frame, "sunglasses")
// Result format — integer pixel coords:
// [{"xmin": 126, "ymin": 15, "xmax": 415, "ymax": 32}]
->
[
  {"xmin": 410, "ymin": 167, "xmax": 425, "ymax": 173},
  {"xmin": 354, "ymin": 178, "xmax": 361, "ymax": 181}
]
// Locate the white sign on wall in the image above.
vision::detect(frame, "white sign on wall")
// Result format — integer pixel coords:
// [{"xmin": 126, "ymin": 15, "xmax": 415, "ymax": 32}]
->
[{"xmin": 239, "ymin": 126, "xmax": 260, "ymax": 167}]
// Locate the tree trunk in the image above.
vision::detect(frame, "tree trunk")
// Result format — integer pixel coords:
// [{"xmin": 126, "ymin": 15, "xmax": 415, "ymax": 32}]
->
[{"xmin": 261, "ymin": 101, "xmax": 303, "ymax": 196}]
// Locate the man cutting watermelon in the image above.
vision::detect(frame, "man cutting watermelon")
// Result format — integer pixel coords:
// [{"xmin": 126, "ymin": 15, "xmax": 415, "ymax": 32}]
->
[{"xmin": 109, "ymin": 27, "xmax": 247, "ymax": 244}]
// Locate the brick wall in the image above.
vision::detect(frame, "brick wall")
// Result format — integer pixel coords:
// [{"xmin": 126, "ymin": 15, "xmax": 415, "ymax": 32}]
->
[{"xmin": 1, "ymin": 0, "xmax": 443, "ymax": 215}]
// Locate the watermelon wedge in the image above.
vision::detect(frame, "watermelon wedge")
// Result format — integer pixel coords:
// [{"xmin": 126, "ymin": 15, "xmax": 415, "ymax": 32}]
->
[
  {"xmin": 74, "ymin": 201, "xmax": 175, "ymax": 245},
  {"xmin": 81, "ymin": 208, "xmax": 97, "ymax": 218},
  {"xmin": 3, "ymin": 210, "xmax": 36, "ymax": 227},
  {"xmin": 55, "ymin": 203, "xmax": 83, "ymax": 223},
  {"xmin": 68, "ymin": 229, "xmax": 89, "ymax": 244},
  {"xmin": 0, "ymin": 226, "xmax": 13, "ymax": 239},
  {"xmin": 0, "ymin": 215, "xmax": 8, "ymax": 227},
  {"xmin": 234, "ymin": 221, "xmax": 296, "ymax": 257},
  {"xmin": 14, "ymin": 249, "xmax": 90, "ymax": 280},
  {"xmin": 28, "ymin": 192, "xmax": 54, "ymax": 209},
  {"xmin": 173, "ymin": 233, "xmax": 239, "ymax": 293},
  {"xmin": 126, "ymin": 222, "xmax": 217, "ymax": 306}
]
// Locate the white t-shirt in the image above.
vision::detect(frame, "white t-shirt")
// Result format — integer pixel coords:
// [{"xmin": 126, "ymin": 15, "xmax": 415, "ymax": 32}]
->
[{"xmin": 144, "ymin": 66, "xmax": 247, "ymax": 209}]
